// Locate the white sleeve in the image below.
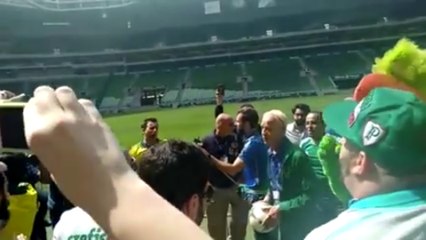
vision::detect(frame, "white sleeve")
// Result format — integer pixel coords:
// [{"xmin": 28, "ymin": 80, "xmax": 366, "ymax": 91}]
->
[{"xmin": 52, "ymin": 211, "xmax": 70, "ymax": 240}]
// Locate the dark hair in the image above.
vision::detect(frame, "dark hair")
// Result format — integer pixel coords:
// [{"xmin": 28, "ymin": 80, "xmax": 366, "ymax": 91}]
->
[
  {"xmin": 292, "ymin": 103, "xmax": 311, "ymax": 114},
  {"xmin": 137, "ymin": 140, "xmax": 210, "ymax": 210},
  {"xmin": 237, "ymin": 108, "xmax": 259, "ymax": 129},
  {"xmin": 0, "ymin": 154, "xmax": 39, "ymax": 186},
  {"xmin": 141, "ymin": 117, "xmax": 158, "ymax": 130},
  {"xmin": 239, "ymin": 103, "xmax": 254, "ymax": 110}
]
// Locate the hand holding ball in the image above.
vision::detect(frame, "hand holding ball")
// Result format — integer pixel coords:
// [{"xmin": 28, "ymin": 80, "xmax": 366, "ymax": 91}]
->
[{"xmin": 249, "ymin": 201, "xmax": 278, "ymax": 233}]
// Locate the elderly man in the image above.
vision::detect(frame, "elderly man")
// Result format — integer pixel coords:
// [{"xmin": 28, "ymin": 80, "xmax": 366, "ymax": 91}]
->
[
  {"xmin": 202, "ymin": 113, "xmax": 245, "ymax": 240},
  {"xmin": 258, "ymin": 110, "xmax": 321, "ymax": 240},
  {"xmin": 305, "ymin": 88, "xmax": 426, "ymax": 239}
]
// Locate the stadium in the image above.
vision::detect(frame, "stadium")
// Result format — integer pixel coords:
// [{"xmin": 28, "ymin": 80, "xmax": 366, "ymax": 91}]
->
[
  {"xmin": 1, "ymin": 0, "xmax": 426, "ymax": 238},
  {"xmin": 0, "ymin": 0, "xmax": 425, "ymax": 146}
]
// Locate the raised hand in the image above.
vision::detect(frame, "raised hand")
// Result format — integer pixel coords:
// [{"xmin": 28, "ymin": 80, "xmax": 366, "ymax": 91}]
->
[{"xmin": 24, "ymin": 86, "xmax": 211, "ymax": 240}]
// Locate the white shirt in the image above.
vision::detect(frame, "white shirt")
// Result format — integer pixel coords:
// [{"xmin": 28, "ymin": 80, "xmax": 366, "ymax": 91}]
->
[
  {"xmin": 285, "ymin": 122, "xmax": 307, "ymax": 145},
  {"xmin": 53, "ymin": 207, "xmax": 106, "ymax": 240}
]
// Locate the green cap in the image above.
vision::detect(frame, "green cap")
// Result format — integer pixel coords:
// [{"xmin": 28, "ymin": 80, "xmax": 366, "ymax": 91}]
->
[{"xmin": 323, "ymin": 87, "xmax": 426, "ymax": 173}]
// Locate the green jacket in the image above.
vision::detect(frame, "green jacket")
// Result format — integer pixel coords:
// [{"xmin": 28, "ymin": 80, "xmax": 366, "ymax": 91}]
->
[{"xmin": 274, "ymin": 138, "xmax": 317, "ymax": 212}]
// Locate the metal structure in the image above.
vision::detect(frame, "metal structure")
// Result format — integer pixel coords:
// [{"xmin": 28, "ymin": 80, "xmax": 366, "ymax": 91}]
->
[{"xmin": 0, "ymin": 0, "xmax": 135, "ymax": 11}]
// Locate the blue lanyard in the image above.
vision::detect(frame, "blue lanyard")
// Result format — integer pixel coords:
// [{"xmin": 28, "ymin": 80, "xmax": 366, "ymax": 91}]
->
[{"xmin": 269, "ymin": 151, "xmax": 282, "ymax": 192}]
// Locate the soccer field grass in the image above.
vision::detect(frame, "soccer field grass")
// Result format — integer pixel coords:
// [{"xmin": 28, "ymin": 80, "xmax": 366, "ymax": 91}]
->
[{"xmin": 105, "ymin": 92, "xmax": 350, "ymax": 148}]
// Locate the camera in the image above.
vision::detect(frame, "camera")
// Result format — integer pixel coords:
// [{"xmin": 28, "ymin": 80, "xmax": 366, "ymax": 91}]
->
[{"xmin": 193, "ymin": 137, "xmax": 202, "ymax": 145}]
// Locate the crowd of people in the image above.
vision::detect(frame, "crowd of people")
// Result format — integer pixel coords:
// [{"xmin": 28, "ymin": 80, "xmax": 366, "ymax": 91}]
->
[{"xmin": 0, "ymin": 82, "xmax": 425, "ymax": 240}]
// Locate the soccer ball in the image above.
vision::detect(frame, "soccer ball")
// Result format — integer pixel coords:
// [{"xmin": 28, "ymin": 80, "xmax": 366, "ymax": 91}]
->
[{"xmin": 248, "ymin": 201, "xmax": 277, "ymax": 233}]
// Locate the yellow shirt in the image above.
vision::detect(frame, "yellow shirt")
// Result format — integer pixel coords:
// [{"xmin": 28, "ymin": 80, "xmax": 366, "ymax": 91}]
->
[
  {"xmin": 128, "ymin": 139, "xmax": 166, "ymax": 162},
  {"xmin": 0, "ymin": 184, "xmax": 37, "ymax": 240}
]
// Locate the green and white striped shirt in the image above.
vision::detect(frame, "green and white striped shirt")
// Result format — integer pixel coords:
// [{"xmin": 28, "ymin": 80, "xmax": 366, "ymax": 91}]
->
[{"xmin": 300, "ymin": 137, "xmax": 326, "ymax": 180}]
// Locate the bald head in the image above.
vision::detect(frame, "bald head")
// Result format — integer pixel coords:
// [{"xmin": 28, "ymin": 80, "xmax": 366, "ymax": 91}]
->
[
  {"xmin": 215, "ymin": 113, "xmax": 234, "ymax": 137},
  {"xmin": 216, "ymin": 113, "xmax": 233, "ymax": 124}
]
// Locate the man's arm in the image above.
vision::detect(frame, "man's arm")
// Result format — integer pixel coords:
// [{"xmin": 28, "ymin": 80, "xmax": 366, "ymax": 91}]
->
[
  {"xmin": 212, "ymin": 139, "xmax": 256, "ymax": 176},
  {"xmin": 214, "ymin": 105, "xmax": 224, "ymax": 118},
  {"xmin": 278, "ymin": 150, "xmax": 313, "ymax": 211},
  {"xmin": 214, "ymin": 93, "xmax": 224, "ymax": 118},
  {"xmin": 213, "ymin": 157, "xmax": 244, "ymax": 176}
]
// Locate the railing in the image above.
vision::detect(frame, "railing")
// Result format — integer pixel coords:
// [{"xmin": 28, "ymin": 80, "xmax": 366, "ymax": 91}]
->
[
  {"xmin": 0, "ymin": 0, "xmax": 135, "ymax": 10},
  {"xmin": 0, "ymin": 16, "xmax": 425, "ymax": 59},
  {"xmin": 0, "ymin": 0, "xmax": 33, "ymax": 8},
  {"xmin": 29, "ymin": 0, "xmax": 135, "ymax": 11}
]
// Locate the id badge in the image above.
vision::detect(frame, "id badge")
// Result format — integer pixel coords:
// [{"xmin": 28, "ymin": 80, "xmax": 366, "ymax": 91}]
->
[
  {"xmin": 272, "ymin": 190, "xmax": 280, "ymax": 202},
  {"xmin": 255, "ymin": 177, "xmax": 259, "ymax": 185}
]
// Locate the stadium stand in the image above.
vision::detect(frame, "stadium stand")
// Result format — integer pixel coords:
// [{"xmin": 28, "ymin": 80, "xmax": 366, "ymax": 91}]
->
[
  {"xmin": 134, "ymin": 70, "xmax": 185, "ymax": 89},
  {"xmin": 303, "ymin": 51, "xmax": 369, "ymax": 91},
  {"xmin": 0, "ymin": 0, "xmax": 424, "ymax": 113},
  {"xmin": 190, "ymin": 63, "xmax": 242, "ymax": 90},
  {"xmin": 245, "ymin": 58, "xmax": 313, "ymax": 92}
]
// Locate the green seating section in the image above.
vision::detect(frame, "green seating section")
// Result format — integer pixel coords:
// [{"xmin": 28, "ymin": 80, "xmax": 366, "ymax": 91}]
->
[
  {"xmin": 190, "ymin": 63, "xmax": 242, "ymax": 90},
  {"xmin": 303, "ymin": 52, "xmax": 368, "ymax": 90},
  {"xmin": 0, "ymin": 51, "xmax": 377, "ymax": 102},
  {"xmin": 134, "ymin": 70, "xmax": 187, "ymax": 89},
  {"xmin": 245, "ymin": 59, "xmax": 313, "ymax": 92}
]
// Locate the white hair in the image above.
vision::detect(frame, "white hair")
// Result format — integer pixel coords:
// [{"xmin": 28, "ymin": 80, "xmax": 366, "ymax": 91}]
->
[{"xmin": 262, "ymin": 109, "xmax": 288, "ymax": 128}]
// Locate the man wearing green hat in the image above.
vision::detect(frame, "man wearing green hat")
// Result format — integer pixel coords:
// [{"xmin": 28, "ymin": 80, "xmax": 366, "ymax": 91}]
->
[{"xmin": 305, "ymin": 87, "xmax": 426, "ymax": 240}]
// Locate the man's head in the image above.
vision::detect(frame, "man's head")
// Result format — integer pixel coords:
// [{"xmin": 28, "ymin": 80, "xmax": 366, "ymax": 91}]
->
[
  {"xmin": 235, "ymin": 108, "xmax": 259, "ymax": 136},
  {"xmin": 324, "ymin": 88, "xmax": 426, "ymax": 199},
  {"xmin": 292, "ymin": 103, "xmax": 311, "ymax": 127},
  {"xmin": 137, "ymin": 140, "xmax": 211, "ymax": 225},
  {"xmin": 261, "ymin": 110, "xmax": 287, "ymax": 147},
  {"xmin": 305, "ymin": 111, "xmax": 325, "ymax": 141},
  {"xmin": 215, "ymin": 113, "xmax": 234, "ymax": 137},
  {"xmin": 141, "ymin": 118, "xmax": 159, "ymax": 140},
  {"xmin": 239, "ymin": 103, "xmax": 254, "ymax": 111}
]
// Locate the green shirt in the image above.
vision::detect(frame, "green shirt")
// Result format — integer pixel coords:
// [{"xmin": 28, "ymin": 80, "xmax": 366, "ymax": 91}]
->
[
  {"xmin": 268, "ymin": 138, "xmax": 321, "ymax": 240},
  {"xmin": 274, "ymin": 138, "xmax": 316, "ymax": 212},
  {"xmin": 300, "ymin": 137, "xmax": 327, "ymax": 180}
]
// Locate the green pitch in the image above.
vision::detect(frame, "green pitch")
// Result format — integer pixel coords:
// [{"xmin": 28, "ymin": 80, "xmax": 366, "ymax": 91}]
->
[{"xmin": 105, "ymin": 93, "xmax": 350, "ymax": 148}]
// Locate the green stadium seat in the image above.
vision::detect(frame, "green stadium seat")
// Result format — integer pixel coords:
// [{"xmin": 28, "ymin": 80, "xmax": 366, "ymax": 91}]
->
[
  {"xmin": 190, "ymin": 63, "xmax": 242, "ymax": 90},
  {"xmin": 303, "ymin": 52, "xmax": 368, "ymax": 90},
  {"xmin": 245, "ymin": 58, "xmax": 313, "ymax": 92}
]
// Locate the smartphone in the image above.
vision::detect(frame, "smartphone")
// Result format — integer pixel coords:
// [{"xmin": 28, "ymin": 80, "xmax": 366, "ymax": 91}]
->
[{"xmin": 0, "ymin": 102, "xmax": 28, "ymax": 153}]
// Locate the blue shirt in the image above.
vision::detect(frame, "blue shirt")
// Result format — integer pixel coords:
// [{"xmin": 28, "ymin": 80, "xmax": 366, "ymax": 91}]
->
[
  {"xmin": 267, "ymin": 138, "xmax": 289, "ymax": 193},
  {"xmin": 305, "ymin": 187, "xmax": 426, "ymax": 240},
  {"xmin": 202, "ymin": 134, "xmax": 240, "ymax": 188},
  {"xmin": 238, "ymin": 133, "xmax": 269, "ymax": 192}
]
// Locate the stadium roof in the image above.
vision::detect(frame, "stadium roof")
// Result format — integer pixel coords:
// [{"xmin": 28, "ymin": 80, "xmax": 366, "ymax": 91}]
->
[{"xmin": 0, "ymin": 0, "xmax": 135, "ymax": 11}]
